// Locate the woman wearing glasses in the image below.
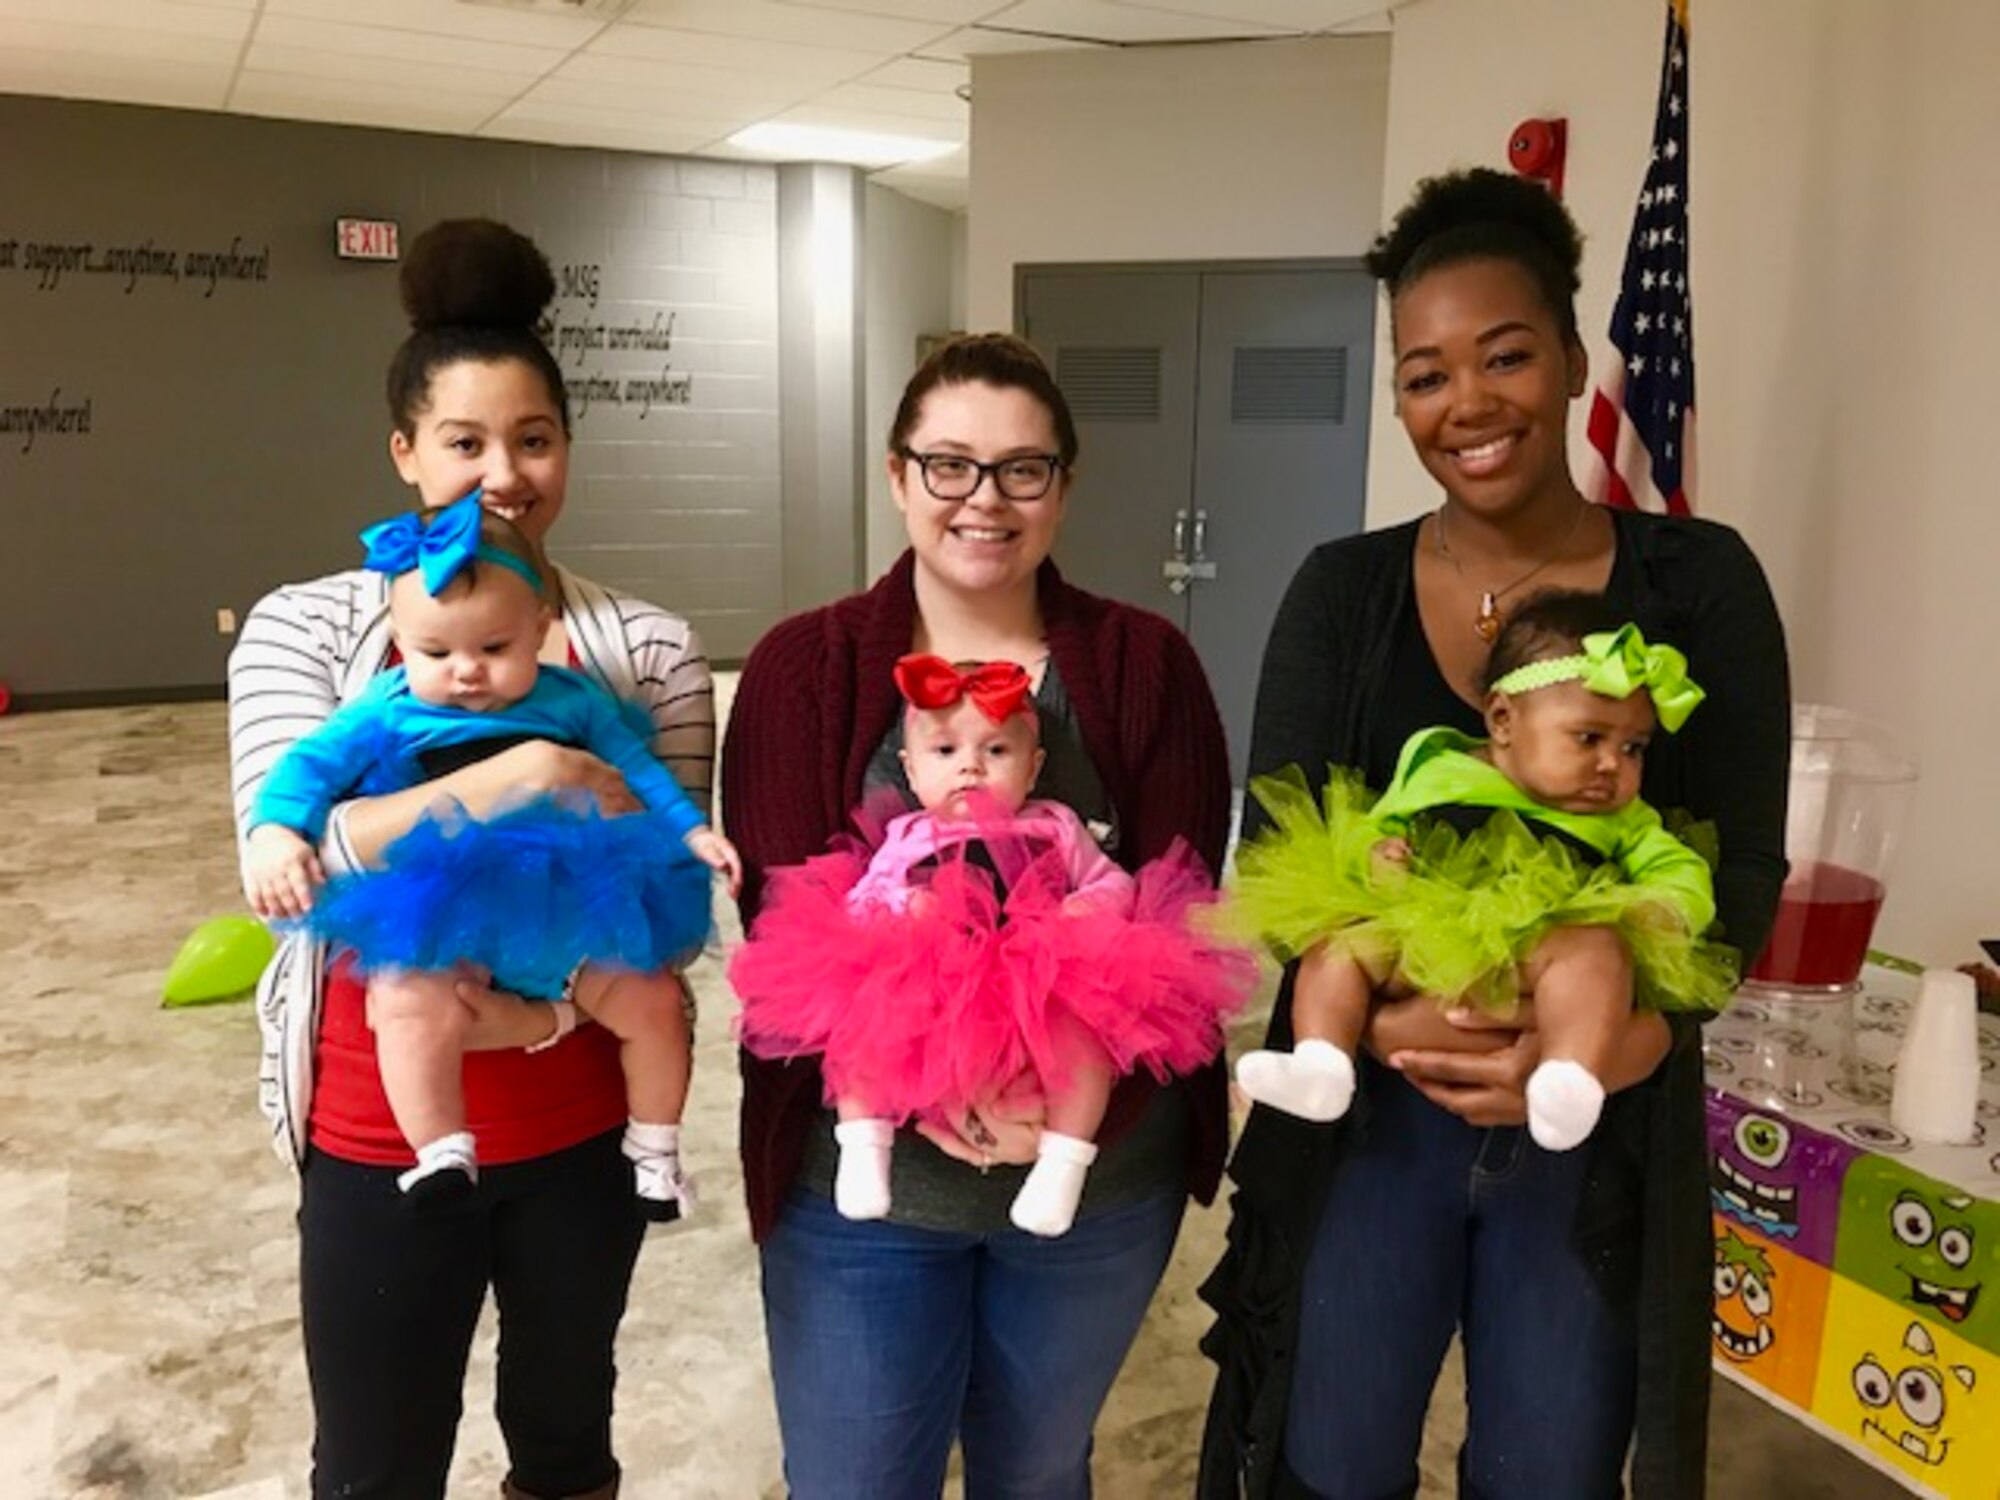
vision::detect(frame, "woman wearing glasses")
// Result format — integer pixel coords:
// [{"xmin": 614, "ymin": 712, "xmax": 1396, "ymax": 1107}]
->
[{"xmin": 723, "ymin": 333, "xmax": 1233, "ymax": 1497}]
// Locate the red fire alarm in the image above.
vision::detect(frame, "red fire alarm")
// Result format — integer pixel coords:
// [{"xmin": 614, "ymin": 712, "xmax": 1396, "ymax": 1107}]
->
[
  {"xmin": 335, "ymin": 218, "xmax": 400, "ymax": 261},
  {"xmin": 1508, "ymin": 118, "xmax": 1567, "ymax": 200}
]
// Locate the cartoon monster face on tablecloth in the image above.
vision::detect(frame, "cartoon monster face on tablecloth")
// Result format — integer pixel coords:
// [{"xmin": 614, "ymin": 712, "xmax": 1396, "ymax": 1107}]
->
[
  {"xmin": 1708, "ymin": 1093, "xmax": 1857, "ymax": 1265},
  {"xmin": 1836, "ymin": 1156, "xmax": 2000, "ymax": 1355},
  {"xmin": 1816, "ymin": 1281, "xmax": 2000, "ymax": 1490},
  {"xmin": 1711, "ymin": 1219, "xmax": 1831, "ymax": 1408},
  {"xmin": 1713, "ymin": 1229, "xmax": 1777, "ymax": 1363},
  {"xmin": 1848, "ymin": 1321, "xmax": 1977, "ymax": 1473}
]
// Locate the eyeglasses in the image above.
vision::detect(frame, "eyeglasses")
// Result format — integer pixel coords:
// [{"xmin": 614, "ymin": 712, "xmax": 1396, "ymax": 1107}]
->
[{"xmin": 898, "ymin": 449, "xmax": 1065, "ymax": 502}]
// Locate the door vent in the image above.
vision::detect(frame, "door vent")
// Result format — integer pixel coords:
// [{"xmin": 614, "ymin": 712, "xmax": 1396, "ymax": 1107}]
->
[
  {"xmin": 1056, "ymin": 346, "xmax": 1162, "ymax": 422},
  {"xmin": 1232, "ymin": 345, "xmax": 1346, "ymax": 423}
]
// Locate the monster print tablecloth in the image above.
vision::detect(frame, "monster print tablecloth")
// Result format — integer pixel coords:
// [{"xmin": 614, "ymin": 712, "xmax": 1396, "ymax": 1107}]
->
[{"xmin": 1704, "ymin": 970, "xmax": 2000, "ymax": 1495}]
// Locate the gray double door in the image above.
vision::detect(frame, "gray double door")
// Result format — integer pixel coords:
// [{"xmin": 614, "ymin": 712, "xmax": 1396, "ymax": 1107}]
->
[{"xmin": 1019, "ymin": 263, "xmax": 1375, "ymax": 782}]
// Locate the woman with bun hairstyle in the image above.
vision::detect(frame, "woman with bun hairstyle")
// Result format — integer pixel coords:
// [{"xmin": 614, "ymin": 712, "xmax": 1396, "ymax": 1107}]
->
[
  {"xmin": 228, "ymin": 219, "xmax": 714, "ymax": 1500},
  {"xmin": 1197, "ymin": 168, "xmax": 1790, "ymax": 1498}
]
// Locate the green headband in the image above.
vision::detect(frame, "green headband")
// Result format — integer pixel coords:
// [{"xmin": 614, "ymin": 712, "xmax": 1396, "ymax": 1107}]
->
[{"xmin": 1489, "ymin": 623, "xmax": 1705, "ymax": 732}]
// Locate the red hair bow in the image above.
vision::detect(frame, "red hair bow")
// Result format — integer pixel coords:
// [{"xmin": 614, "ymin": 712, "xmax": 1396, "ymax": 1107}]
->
[{"xmin": 893, "ymin": 653, "xmax": 1034, "ymax": 724}]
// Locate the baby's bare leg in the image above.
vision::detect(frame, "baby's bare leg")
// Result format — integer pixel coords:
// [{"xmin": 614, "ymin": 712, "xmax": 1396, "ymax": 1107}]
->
[
  {"xmin": 569, "ymin": 964, "xmax": 697, "ymax": 1221},
  {"xmin": 1234, "ymin": 944, "xmax": 1378, "ymax": 1122},
  {"xmin": 1519, "ymin": 925, "xmax": 1632, "ymax": 1151},
  {"xmin": 568, "ymin": 964, "xmax": 690, "ymax": 1123},
  {"xmin": 1011, "ymin": 1017, "xmax": 1113, "ymax": 1238},
  {"xmin": 368, "ymin": 970, "xmax": 473, "ymax": 1151},
  {"xmin": 367, "ymin": 969, "xmax": 477, "ymax": 1201}
]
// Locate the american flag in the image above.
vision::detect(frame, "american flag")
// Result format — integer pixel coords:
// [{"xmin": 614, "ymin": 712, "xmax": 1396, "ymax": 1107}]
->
[{"xmin": 1586, "ymin": 0, "xmax": 1694, "ymax": 514}]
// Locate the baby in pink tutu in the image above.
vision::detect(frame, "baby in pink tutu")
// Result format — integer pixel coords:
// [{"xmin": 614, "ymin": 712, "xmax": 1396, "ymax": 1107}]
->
[{"xmin": 733, "ymin": 653, "xmax": 1249, "ymax": 1237}]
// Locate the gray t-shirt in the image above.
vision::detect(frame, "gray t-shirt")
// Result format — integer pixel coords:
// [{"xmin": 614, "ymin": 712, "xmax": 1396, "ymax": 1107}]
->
[{"xmin": 792, "ymin": 660, "xmax": 1189, "ymax": 1232}]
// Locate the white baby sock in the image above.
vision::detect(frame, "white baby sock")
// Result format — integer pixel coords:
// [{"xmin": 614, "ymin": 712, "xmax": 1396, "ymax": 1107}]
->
[
  {"xmin": 1525, "ymin": 1059, "xmax": 1607, "ymax": 1152},
  {"xmin": 1009, "ymin": 1131, "xmax": 1100, "ymax": 1238},
  {"xmin": 398, "ymin": 1130, "xmax": 478, "ymax": 1206},
  {"xmin": 1235, "ymin": 1039, "xmax": 1357, "ymax": 1123},
  {"xmin": 833, "ymin": 1118, "xmax": 896, "ymax": 1221},
  {"xmin": 624, "ymin": 1120, "xmax": 697, "ymax": 1223}
]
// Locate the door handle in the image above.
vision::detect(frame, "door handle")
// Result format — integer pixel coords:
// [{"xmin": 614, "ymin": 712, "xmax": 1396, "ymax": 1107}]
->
[
  {"xmin": 1191, "ymin": 508, "xmax": 1209, "ymax": 560},
  {"xmin": 1172, "ymin": 508, "xmax": 1189, "ymax": 560}
]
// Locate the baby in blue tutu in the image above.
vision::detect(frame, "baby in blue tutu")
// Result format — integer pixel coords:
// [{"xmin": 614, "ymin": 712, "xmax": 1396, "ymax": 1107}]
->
[
  {"xmin": 242, "ymin": 496, "xmax": 740, "ymax": 1212},
  {"xmin": 1228, "ymin": 591, "xmax": 1735, "ymax": 1151}
]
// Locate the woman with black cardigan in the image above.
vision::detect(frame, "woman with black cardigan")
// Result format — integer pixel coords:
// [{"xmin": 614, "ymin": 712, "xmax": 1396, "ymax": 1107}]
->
[{"xmin": 1198, "ymin": 170, "xmax": 1789, "ymax": 1498}]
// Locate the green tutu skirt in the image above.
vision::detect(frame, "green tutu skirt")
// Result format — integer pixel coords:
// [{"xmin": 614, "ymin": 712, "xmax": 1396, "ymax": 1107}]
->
[{"xmin": 1223, "ymin": 766, "xmax": 1738, "ymax": 1015}]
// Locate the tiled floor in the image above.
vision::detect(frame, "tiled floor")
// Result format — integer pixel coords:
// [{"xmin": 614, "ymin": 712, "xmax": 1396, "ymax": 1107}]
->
[{"xmin": 0, "ymin": 699, "xmax": 1904, "ymax": 1496}]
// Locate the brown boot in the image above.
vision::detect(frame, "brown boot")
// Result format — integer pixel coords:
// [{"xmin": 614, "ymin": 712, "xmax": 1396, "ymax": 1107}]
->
[{"xmin": 499, "ymin": 1476, "xmax": 619, "ymax": 1500}]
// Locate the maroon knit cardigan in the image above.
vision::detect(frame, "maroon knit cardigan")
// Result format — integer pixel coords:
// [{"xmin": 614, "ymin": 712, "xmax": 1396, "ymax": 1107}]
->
[{"xmin": 722, "ymin": 550, "xmax": 1234, "ymax": 1243}]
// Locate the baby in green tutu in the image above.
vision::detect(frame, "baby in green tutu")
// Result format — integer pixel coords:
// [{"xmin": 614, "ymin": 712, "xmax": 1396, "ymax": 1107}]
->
[{"xmin": 1227, "ymin": 591, "xmax": 1735, "ymax": 1151}]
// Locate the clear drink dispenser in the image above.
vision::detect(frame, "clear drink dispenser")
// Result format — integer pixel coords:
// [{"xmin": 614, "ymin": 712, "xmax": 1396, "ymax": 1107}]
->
[{"xmin": 1743, "ymin": 705, "xmax": 1918, "ymax": 995}]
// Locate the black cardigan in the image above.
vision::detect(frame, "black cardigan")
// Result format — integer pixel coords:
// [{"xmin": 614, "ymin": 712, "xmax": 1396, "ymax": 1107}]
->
[{"xmin": 1196, "ymin": 509, "xmax": 1791, "ymax": 1499}]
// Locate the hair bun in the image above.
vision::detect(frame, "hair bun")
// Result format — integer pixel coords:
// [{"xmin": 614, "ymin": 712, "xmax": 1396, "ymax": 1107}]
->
[
  {"xmin": 1368, "ymin": 166, "xmax": 1583, "ymax": 293},
  {"xmin": 399, "ymin": 218, "xmax": 555, "ymax": 333}
]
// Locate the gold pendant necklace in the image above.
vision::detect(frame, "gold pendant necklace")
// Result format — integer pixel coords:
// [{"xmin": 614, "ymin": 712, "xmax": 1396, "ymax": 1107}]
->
[{"xmin": 1434, "ymin": 502, "xmax": 1590, "ymax": 643}]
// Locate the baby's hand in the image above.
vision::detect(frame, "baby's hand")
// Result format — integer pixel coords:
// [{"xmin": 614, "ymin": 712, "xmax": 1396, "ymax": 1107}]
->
[
  {"xmin": 686, "ymin": 826, "xmax": 744, "ymax": 898},
  {"xmin": 1370, "ymin": 836, "xmax": 1412, "ymax": 871},
  {"xmin": 244, "ymin": 824, "xmax": 324, "ymax": 920}
]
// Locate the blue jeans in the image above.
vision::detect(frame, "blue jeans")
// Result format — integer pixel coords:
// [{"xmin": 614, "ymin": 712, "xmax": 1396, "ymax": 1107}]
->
[
  {"xmin": 1284, "ymin": 1062, "xmax": 1638, "ymax": 1500},
  {"xmin": 761, "ymin": 1188, "xmax": 1185, "ymax": 1500}
]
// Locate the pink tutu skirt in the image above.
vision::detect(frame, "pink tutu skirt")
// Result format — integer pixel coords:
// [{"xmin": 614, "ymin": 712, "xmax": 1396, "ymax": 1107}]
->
[{"xmin": 730, "ymin": 839, "xmax": 1254, "ymax": 1124}]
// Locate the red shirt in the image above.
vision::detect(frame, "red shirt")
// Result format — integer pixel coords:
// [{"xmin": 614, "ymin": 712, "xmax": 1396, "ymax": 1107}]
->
[{"xmin": 309, "ymin": 958, "xmax": 627, "ymax": 1166}]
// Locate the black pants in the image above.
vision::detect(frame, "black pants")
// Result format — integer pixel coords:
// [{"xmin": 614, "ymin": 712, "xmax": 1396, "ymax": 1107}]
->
[{"xmin": 300, "ymin": 1129, "xmax": 645, "ymax": 1500}]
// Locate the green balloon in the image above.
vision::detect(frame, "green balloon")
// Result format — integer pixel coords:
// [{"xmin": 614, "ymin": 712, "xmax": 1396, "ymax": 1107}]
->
[{"xmin": 162, "ymin": 915, "xmax": 275, "ymax": 1007}]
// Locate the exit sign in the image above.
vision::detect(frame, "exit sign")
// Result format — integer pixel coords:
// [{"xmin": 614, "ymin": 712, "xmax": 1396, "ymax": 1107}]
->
[{"xmin": 336, "ymin": 218, "xmax": 400, "ymax": 261}]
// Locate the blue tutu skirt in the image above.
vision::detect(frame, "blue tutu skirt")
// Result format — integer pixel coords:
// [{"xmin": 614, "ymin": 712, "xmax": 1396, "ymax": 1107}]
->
[{"xmin": 302, "ymin": 794, "xmax": 713, "ymax": 998}]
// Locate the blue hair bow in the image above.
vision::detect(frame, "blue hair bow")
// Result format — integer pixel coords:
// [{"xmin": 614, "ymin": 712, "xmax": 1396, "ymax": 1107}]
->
[{"xmin": 359, "ymin": 493, "xmax": 541, "ymax": 597}]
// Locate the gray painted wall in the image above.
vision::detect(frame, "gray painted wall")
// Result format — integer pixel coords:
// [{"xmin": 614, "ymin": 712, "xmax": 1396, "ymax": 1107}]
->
[
  {"xmin": 862, "ymin": 183, "xmax": 959, "ymax": 581},
  {"xmin": 0, "ymin": 95, "xmax": 781, "ymax": 699}
]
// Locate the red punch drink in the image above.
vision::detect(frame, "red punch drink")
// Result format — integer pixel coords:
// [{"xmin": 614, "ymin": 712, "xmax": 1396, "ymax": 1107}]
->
[{"xmin": 1745, "ymin": 861, "xmax": 1886, "ymax": 990}]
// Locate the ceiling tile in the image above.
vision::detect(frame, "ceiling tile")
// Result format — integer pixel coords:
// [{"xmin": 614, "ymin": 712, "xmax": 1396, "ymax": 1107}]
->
[
  {"xmin": 915, "ymin": 26, "xmax": 1101, "ymax": 59},
  {"xmin": 758, "ymin": 102, "xmax": 963, "ymax": 145},
  {"xmin": 0, "ymin": 47, "xmax": 230, "ymax": 108},
  {"xmin": 619, "ymin": 0, "xmax": 954, "ymax": 54},
  {"xmin": 1125, "ymin": 0, "xmax": 1389, "ymax": 29},
  {"xmin": 483, "ymin": 104, "xmax": 718, "ymax": 155},
  {"xmin": 976, "ymin": 0, "xmax": 1285, "ymax": 43},
  {"xmin": 0, "ymin": 19, "xmax": 239, "ymax": 64},
  {"xmin": 814, "ymin": 82, "xmax": 967, "ymax": 123},
  {"xmin": 765, "ymin": 0, "xmax": 1005, "ymax": 21},
  {"xmin": 232, "ymin": 67, "xmax": 499, "ymax": 122},
  {"xmin": 0, "ymin": 0, "xmax": 249, "ymax": 41},
  {"xmin": 261, "ymin": 0, "xmax": 608, "ymax": 48},
  {"xmin": 588, "ymin": 20, "xmax": 889, "ymax": 82},
  {"xmin": 857, "ymin": 55, "xmax": 970, "ymax": 94},
  {"xmin": 541, "ymin": 54, "xmax": 807, "ymax": 112},
  {"xmin": 233, "ymin": 92, "xmax": 495, "ymax": 135},
  {"xmin": 242, "ymin": 45, "xmax": 532, "ymax": 101},
  {"xmin": 251, "ymin": 14, "xmax": 566, "ymax": 74}
]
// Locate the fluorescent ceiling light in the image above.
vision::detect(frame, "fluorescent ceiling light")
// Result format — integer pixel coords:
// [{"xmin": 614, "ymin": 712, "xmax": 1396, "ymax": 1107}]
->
[{"xmin": 727, "ymin": 122, "xmax": 957, "ymax": 168}]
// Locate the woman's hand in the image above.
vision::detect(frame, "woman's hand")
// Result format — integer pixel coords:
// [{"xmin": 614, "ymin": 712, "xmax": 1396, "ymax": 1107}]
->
[
  {"xmin": 480, "ymin": 741, "xmax": 641, "ymax": 817},
  {"xmin": 343, "ymin": 740, "xmax": 640, "ymax": 865},
  {"xmin": 915, "ymin": 1074, "xmax": 1046, "ymax": 1169},
  {"xmin": 452, "ymin": 969, "xmax": 580, "ymax": 1051},
  {"xmin": 1377, "ymin": 996, "xmax": 1675, "ymax": 1125},
  {"xmin": 1388, "ymin": 1019, "xmax": 1543, "ymax": 1127}
]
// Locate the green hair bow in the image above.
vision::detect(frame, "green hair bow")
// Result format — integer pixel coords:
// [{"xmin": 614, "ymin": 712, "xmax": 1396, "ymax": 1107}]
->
[{"xmin": 1489, "ymin": 623, "xmax": 1706, "ymax": 732}]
